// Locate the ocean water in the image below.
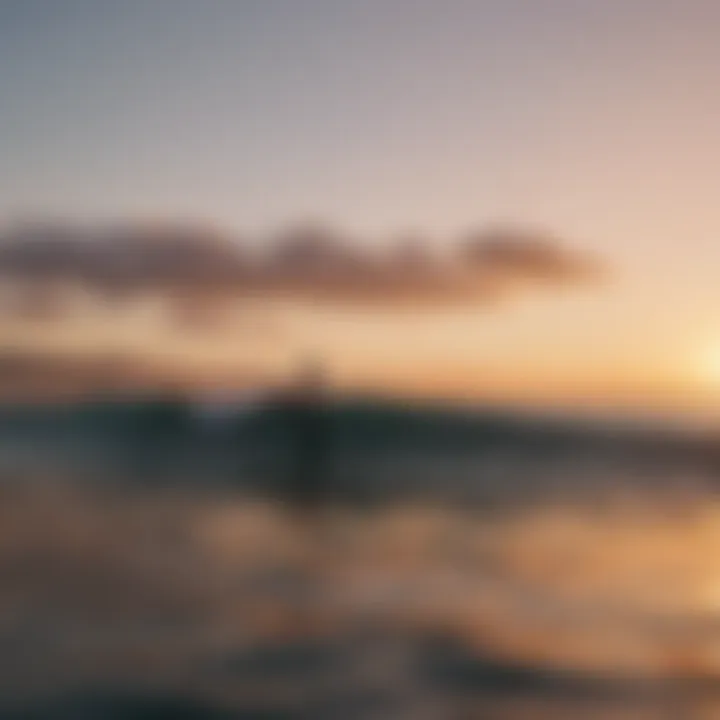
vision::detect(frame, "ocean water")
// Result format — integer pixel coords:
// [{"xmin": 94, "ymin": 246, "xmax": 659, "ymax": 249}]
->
[{"xmin": 0, "ymin": 399, "xmax": 720, "ymax": 717}]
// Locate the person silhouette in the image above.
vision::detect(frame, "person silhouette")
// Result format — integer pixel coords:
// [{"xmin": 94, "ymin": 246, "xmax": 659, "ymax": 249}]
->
[{"xmin": 284, "ymin": 357, "xmax": 331, "ymax": 518}]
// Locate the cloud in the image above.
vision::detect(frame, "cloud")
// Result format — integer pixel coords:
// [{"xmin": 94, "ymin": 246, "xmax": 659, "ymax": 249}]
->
[
  {"xmin": 460, "ymin": 227, "xmax": 604, "ymax": 285},
  {"xmin": 0, "ymin": 220, "xmax": 606, "ymax": 317}
]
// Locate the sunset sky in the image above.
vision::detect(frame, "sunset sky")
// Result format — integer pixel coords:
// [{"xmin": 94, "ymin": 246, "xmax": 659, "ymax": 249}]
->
[{"xmin": 2, "ymin": 1, "xmax": 720, "ymax": 411}]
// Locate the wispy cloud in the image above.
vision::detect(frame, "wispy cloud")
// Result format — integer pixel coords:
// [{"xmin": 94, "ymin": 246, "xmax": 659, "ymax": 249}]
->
[{"xmin": 0, "ymin": 220, "xmax": 606, "ymax": 317}]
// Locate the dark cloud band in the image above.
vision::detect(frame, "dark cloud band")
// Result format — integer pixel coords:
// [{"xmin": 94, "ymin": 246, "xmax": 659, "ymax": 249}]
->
[{"xmin": 0, "ymin": 221, "xmax": 605, "ymax": 310}]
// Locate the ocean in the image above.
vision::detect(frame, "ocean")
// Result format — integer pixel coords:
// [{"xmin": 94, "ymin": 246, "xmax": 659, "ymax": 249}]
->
[{"xmin": 0, "ymin": 397, "xmax": 719, "ymax": 717}]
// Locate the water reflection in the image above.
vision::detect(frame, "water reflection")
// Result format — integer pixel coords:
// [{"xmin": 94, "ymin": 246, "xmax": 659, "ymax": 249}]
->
[
  {"xmin": 0, "ymin": 481, "xmax": 719, "ymax": 716},
  {"xmin": 1, "ymin": 397, "xmax": 720, "ymax": 716}
]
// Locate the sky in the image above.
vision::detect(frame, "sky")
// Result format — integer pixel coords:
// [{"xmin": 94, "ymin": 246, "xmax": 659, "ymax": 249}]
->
[{"xmin": 1, "ymin": 0, "xmax": 720, "ymax": 409}]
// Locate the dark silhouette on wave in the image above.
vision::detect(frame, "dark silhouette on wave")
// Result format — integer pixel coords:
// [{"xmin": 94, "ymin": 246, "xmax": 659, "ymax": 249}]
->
[{"xmin": 0, "ymin": 394, "xmax": 719, "ymax": 507}]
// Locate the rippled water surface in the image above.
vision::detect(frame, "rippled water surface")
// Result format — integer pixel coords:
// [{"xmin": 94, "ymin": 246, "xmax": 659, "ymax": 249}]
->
[{"xmin": 2, "ymin": 406, "xmax": 720, "ymax": 717}]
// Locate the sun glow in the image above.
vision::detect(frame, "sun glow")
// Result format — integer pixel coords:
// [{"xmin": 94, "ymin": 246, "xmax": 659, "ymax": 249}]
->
[{"xmin": 696, "ymin": 345, "xmax": 720, "ymax": 387}]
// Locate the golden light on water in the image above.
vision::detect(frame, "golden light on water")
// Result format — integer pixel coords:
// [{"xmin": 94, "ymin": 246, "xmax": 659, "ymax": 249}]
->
[{"xmin": 6, "ymin": 486, "xmax": 720, "ymax": 682}]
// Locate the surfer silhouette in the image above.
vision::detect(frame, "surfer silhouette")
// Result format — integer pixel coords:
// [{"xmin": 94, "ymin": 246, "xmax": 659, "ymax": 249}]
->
[{"xmin": 283, "ymin": 357, "xmax": 331, "ymax": 517}]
